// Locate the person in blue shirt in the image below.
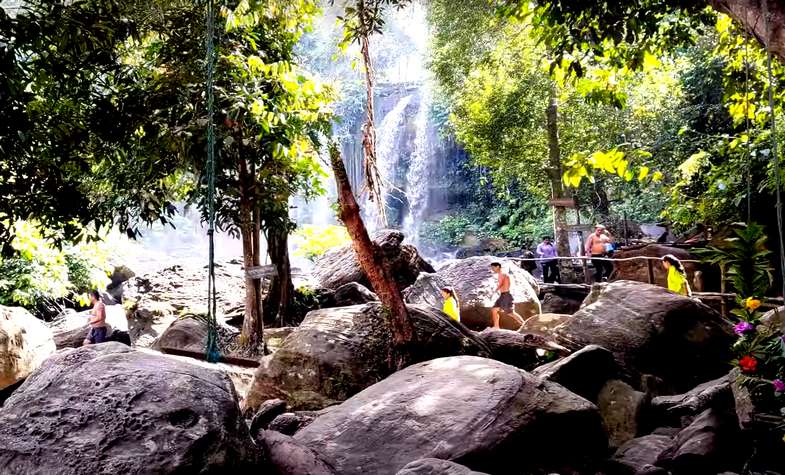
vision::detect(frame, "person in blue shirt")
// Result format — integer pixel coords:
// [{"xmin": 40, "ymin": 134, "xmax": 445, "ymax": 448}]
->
[{"xmin": 536, "ymin": 236, "xmax": 560, "ymax": 283}]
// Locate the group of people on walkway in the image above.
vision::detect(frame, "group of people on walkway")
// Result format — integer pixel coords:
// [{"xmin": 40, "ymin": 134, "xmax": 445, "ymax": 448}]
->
[{"xmin": 532, "ymin": 224, "xmax": 691, "ymax": 296}]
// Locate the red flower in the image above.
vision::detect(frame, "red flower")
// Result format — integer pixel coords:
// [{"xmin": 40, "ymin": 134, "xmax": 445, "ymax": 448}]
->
[{"xmin": 739, "ymin": 355, "xmax": 758, "ymax": 373}]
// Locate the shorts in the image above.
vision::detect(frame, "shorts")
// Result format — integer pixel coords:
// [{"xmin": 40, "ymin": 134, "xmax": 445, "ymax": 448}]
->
[
  {"xmin": 493, "ymin": 292, "xmax": 514, "ymax": 312},
  {"xmin": 87, "ymin": 326, "xmax": 108, "ymax": 344}
]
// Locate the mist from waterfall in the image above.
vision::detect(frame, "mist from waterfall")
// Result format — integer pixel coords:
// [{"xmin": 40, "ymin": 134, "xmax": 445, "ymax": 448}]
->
[
  {"xmin": 403, "ymin": 88, "xmax": 433, "ymax": 246},
  {"xmin": 363, "ymin": 94, "xmax": 413, "ymax": 230}
]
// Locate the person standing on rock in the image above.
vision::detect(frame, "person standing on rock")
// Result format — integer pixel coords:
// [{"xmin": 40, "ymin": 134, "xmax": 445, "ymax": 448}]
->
[
  {"xmin": 585, "ymin": 225, "xmax": 613, "ymax": 282},
  {"xmin": 490, "ymin": 262, "xmax": 525, "ymax": 330},
  {"xmin": 83, "ymin": 289, "xmax": 108, "ymax": 346},
  {"xmin": 440, "ymin": 287, "xmax": 461, "ymax": 322},
  {"xmin": 536, "ymin": 236, "xmax": 560, "ymax": 283},
  {"xmin": 662, "ymin": 254, "xmax": 691, "ymax": 296}
]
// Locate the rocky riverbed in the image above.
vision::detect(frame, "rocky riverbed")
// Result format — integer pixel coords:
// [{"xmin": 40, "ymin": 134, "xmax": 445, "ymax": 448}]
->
[{"xmin": 1, "ymin": 235, "xmax": 782, "ymax": 474}]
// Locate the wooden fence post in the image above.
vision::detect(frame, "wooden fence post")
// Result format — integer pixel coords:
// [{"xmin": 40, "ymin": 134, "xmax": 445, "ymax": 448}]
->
[{"xmin": 646, "ymin": 258, "xmax": 655, "ymax": 284}]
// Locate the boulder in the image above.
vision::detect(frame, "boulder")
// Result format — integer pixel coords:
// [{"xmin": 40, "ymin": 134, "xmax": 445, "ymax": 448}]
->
[
  {"xmin": 599, "ymin": 380, "xmax": 650, "ymax": 449},
  {"xmin": 533, "ymin": 345, "xmax": 619, "ymax": 402},
  {"xmin": 48, "ymin": 304, "xmax": 130, "ymax": 349},
  {"xmin": 540, "ymin": 292, "xmax": 584, "ymax": 315},
  {"xmin": 151, "ymin": 316, "xmax": 238, "ymax": 355},
  {"xmin": 553, "ymin": 281, "xmax": 734, "ymax": 392},
  {"xmin": 760, "ymin": 305, "xmax": 785, "ymax": 333},
  {"xmin": 651, "ymin": 374, "xmax": 732, "ymax": 426},
  {"xmin": 1, "ymin": 306, "xmax": 56, "ymax": 391},
  {"xmin": 268, "ymin": 411, "xmax": 322, "ymax": 436},
  {"xmin": 655, "ymin": 408, "xmax": 739, "ymax": 474},
  {"xmin": 397, "ymin": 458, "xmax": 489, "ymax": 475},
  {"xmin": 249, "ymin": 399, "xmax": 288, "ymax": 438},
  {"xmin": 609, "ymin": 435, "xmax": 673, "ymax": 475},
  {"xmin": 477, "ymin": 328, "xmax": 568, "ymax": 371},
  {"xmin": 256, "ymin": 430, "xmax": 337, "ymax": 475},
  {"xmin": 106, "ymin": 264, "xmax": 136, "ymax": 302},
  {"xmin": 245, "ymin": 303, "xmax": 490, "ymax": 412},
  {"xmin": 404, "ymin": 256, "xmax": 541, "ymax": 330},
  {"xmin": 0, "ymin": 343, "xmax": 257, "ymax": 473},
  {"xmin": 295, "ymin": 356, "xmax": 608, "ymax": 475},
  {"xmin": 521, "ymin": 312, "xmax": 571, "ymax": 334},
  {"xmin": 613, "ymin": 244, "xmax": 700, "ymax": 288},
  {"xmin": 124, "ymin": 263, "xmax": 246, "ymax": 348},
  {"xmin": 313, "ymin": 229, "xmax": 434, "ymax": 291},
  {"xmin": 332, "ymin": 282, "xmax": 378, "ymax": 307}
]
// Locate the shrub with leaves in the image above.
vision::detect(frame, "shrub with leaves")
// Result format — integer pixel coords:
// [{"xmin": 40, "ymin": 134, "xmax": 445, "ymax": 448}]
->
[
  {"xmin": 292, "ymin": 225, "xmax": 351, "ymax": 262},
  {"xmin": 0, "ymin": 222, "xmax": 111, "ymax": 317}
]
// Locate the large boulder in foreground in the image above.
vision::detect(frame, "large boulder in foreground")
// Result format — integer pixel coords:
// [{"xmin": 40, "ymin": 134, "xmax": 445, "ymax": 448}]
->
[
  {"xmin": 295, "ymin": 356, "xmax": 607, "ymax": 475},
  {"xmin": 553, "ymin": 281, "xmax": 734, "ymax": 392},
  {"xmin": 397, "ymin": 458, "xmax": 489, "ymax": 475},
  {"xmin": 1, "ymin": 306, "xmax": 55, "ymax": 391},
  {"xmin": 404, "ymin": 256, "xmax": 541, "ymax": 330},
  {"xmin": 245, "ymin": 303, "xmax": 490, "ymax": 412},
  {"xmin": 0, "ymin": 343, "xmax": 257, "ymax": 474},
  {"xmin": 313, "ymin": 229, "xmax": 434, "ymax": 291}
]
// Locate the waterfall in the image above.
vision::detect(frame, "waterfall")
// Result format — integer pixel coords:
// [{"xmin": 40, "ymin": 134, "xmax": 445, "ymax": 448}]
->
[
  {"xmin": 402, "ymin": 89, "xmax": 432, "ymax": 245},
  {"xmin": 363, "ymin": 94, "xmax": 413, "ymax": 229}
]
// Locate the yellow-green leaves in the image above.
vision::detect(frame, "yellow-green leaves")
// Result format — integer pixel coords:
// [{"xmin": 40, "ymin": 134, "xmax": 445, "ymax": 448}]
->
[{"xmin": 562, "ymin": 148, "xmax": 662, "ymax": 188}]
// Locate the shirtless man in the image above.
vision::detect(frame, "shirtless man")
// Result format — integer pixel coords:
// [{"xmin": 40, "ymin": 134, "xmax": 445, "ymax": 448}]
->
[
  {"xmin": 83, "ymin": 289, "xmax": 108, "ymax": 346},
  {"xmin": 585, "ymin": 224, "xmax": 613, "ymax": 282},
  {"xmin": 490, "ymin": 262, "xmax": 525, "ymax": 330}
]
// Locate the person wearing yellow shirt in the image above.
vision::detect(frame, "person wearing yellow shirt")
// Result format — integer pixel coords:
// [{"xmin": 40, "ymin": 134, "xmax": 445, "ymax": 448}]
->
[
  {"xmin": 441, "ymin": 287, "xmax": 460, "ymax": 322},
  {"xmin": 661, "ymin": 254, "xmax": 691, "ymax": 296}
]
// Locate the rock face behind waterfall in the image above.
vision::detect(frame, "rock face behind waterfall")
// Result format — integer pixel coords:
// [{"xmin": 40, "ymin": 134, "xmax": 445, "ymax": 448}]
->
[
  {"xmin": 404, "ymin": 256, "xmax": 540, "ymax": 329},
  {"xmin": 294, "ymin": 356, "xmax": 607, "ymax": 475},
  {"xmin": 0, "ymin": 343, "xmax": 257, "ymax": 474},
  {"xmin": 244, "ymin": 303, "xmax": 490, "ymax": 412},
  {"xmin": 1, "ymin": 306, "xmax": 56, "ymax": 391},
  {"xmin": 312, "ymin": 229, "xmax": 434, "ymax": 291},
  {"xmin": 553, "ymin": 281, "xmax": 734, "ymax": 392}
]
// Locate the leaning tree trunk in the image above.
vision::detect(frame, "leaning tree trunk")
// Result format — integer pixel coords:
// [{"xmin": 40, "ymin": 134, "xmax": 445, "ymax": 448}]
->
[
  {"xmin": 263, "ymin": 222, "xmax": 293, "ymax": 327},
  {"xmin": 708, "ymin": 0, "xmax": 785, "ymax": 63},
  {"xmin": 328, "ymin": 142, "xmax": 414, "ymax": 368},
  {"xmin": 239, "ymin": 161, "xmax": 263, "ymax": 352},
  {"xmin": 545, "ymin": 92, "xmax": 571, "ymax": 269}
]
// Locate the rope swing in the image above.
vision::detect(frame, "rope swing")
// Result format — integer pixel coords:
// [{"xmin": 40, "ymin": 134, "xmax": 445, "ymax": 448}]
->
[{"xmin": 204, "ymin": 0, "xmax": 220, "ymax": 363}]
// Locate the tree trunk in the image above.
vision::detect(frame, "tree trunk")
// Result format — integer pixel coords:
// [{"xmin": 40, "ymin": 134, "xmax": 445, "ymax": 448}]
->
[
  {"xmin": 263, "ymin": 222, "xmax": 293, "ymax": 327},
  {"xmin": 546, "ymin": 92, "xmax": 571, "ymax": 265},
  {"xmin": 708, "ymin": 0, "xmax": 785, "ymax": 63},
  {"xmin": 239, "ymin": 159, "xmax": 263, "ymax": 352},
  {"xmin": 328, "ymin": 142, "xmax": 414, "ymax": 368}
]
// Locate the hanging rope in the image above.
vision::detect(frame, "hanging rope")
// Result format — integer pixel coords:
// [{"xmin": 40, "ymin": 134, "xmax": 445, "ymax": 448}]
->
[
  {"xmin": 204, "ymin": 0, "xmax": 220, "ymax": 363},
  {"xmin": 743, "ymin": 32, "xmax": 753, "ymax": 223},
  {"xmin": 763, "ymin": 0, "xmax": 785, "ymax": 299}
]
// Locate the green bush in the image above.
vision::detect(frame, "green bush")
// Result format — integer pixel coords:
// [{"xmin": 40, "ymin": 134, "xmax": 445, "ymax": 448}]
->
[{"xmin": 0, "ymin": 222, "xmax": 112, "ymax": 313}]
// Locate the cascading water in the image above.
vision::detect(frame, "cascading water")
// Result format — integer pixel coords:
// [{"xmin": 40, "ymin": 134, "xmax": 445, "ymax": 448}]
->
[
  {"xmin": 363, "ymin": 94, "xmax": 413, "ymax": 230},
  {"xmin": 402, "ymin": 89, "xmax": 432, "ymax": 245}
]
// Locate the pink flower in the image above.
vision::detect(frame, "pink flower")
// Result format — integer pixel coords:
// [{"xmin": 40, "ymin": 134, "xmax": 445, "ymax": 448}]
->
[
  {"xmin": 734, "ymin": 321, "xmax": 755, "ymax": 335},
  {"xmin": 774, "ymin": 379, "xmax": 785, "ymax": 392}
]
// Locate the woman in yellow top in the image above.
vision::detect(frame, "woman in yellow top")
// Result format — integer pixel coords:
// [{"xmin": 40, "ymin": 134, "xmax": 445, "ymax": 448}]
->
[
  {"xmin": 661, "ymin": 254, "xmax": 691, "ymax": 296},
  {"xmin": 441, "ymin": 287, "xmax": 460, "ymax": 322}
]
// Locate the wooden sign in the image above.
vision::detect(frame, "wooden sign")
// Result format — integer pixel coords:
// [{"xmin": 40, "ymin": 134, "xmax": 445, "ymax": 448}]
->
[
  {"xmin": 547, "ymin": 198, "xmax": 576, "ymax": 208},
  {"xmin": 245, "ymin": 265, "xmax": 305, "ymax": 280}
]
